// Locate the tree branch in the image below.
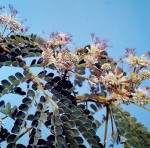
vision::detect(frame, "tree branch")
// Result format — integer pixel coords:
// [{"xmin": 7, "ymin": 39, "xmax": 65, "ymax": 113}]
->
[{"xmin": 103, "ymin": 104, "xmax": 109, "ymax": 148}]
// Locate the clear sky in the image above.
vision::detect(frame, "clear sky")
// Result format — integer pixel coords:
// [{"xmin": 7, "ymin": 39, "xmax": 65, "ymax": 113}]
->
[
  {"xmin": 0, "ymin": 0, "xmax": 150, "ymax": 148},
  {"xmin": 1, "ymin": 0, "xmax": 150, "ymax": 57}
]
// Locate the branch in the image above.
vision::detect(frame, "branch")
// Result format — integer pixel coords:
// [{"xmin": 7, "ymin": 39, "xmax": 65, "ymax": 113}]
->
[
  {"xmin": 70, "ymin": 70, "xmax": 87, "ymax": 80},
  {"xmin": 14, "ymin": 126, "xmax": 33, "ymax": 143},
  {"xmin": 76, "ymin": 95, "xmax": 114, "ymax": 105},
  {"xmin": 109, "ymin": 106, "xmax": 114, "ymax": 136},
  {"xmin": 23, "ymin": 65, "xmax": 57, "ymax": 110},
  {"xmin": 2, "ymin": 24, "xmax": 8, "ymax": 36},
  {"xmin": 133, "ymin": 103, "xmax": 150, "ymax": 112},
  {"xmin": 103, "ymin": 104, "xmax": 109, "ymax": 148}
]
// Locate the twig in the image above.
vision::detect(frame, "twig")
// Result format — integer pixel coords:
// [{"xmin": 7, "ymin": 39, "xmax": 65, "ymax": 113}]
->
[
  {"xmin": 109, "ymin": 106, "xmax": 114, "ymax": 136},
  {"xmin": 133, "ymin": 103, "xmax": 150, "ymax": 112},
  {"xmin": 76, "ymin": 96, "xmax": 109, "ymax": 104},
  {"xmin": 6, "ymin": 31, "xmax": 13, "ymax": 38},
  {"xmin": 2, "ymin": 24, "xmax": 7, "ymax": 36},
  {"xmin": 2, "ymin": 116, "xmax": 7, "ymax": 120},
  {"xmin": 13, "ymin": 126, "xmax": 33, "ymax": 143},
  {"xmin": 23, "ymin": 65, "xmax": 57, "ymax": 110},
  {"xmin": 103, "ymin": 104, "xmax": 109, "ymax": 148},
  {"xmin": 70, "ymin": 70, "xmax": 87, "ymax": 80}
]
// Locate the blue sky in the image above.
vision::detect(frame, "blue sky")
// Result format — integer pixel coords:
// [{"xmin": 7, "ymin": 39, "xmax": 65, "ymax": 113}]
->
[
  {"xmin": 1, "ymin": 0, "xmax": 150, "ymax": 57},
  {"xmin": 0, "ymin": 0, "xmax": 150, "ymax": 147}
]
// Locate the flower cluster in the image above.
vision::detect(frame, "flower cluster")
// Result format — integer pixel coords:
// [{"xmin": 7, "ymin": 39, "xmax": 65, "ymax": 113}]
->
[
  {"xmin": 42, "ymin": 47, "xmax": 79, "ymax": 71},
  {"xmin": 40, "ymin": 32, "xmax": 150, "ymax": 106},
  {"xmin": 131, "ymin": 88, "xmax": 149, "ymax": 105},
  {"xmin": 89, "ymin": 43, "xmax": 104, "ymax": 57},
  {"xmin": 141, "ymin": 70, "xmax": 150, "ymax": 80},
  {"xmin": 48, "ymin": 32, "xmax": 72, "ymax": 47},
  {"xmin": 82, "ymin": 38, "xmax": 111, "ymax": 67},
  {"xmin": 131, "ymin": 73, "xmax": 142, "ymax": 84},
  {"xmin": 101, "ymin": 71, "xmax": 128, "ymax": 86},
  {"xmin": 84, "ymin": 55, "xmax": 98, "ymax": 66},
  {"xmin": 0, "ymin": 5, "xmax": 28, "ymax": 36},
  {"xmin": 126, "ymin": 54, "xmax": 150, "ymax": 68},
  {"xmin": 101, "ymin": 63, "xmax": 111, "ymax": 70},
  {"xmin": 101, "ymin": 73, "xmax": 150, "ymax": 105}
]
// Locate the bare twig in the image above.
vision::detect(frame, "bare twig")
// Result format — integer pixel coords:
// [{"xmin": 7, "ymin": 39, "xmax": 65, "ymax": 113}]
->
[{"xmin": 103, "ymin": 104, "xmax": 109, "ymax": 148}]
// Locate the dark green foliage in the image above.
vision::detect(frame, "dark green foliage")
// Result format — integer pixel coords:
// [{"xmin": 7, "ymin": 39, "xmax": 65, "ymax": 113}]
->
[
  {"xmin": 0, "ymin": 100, "xmax": 18, "ymax": 118},
  {"xmin": 74, "ymin": 67, "xmax": 86, "ymax": 87},
  {"xmin": 0, "ymin": 126, "xmax": 10, "ymax": 142},
  {"xmin": 0, "ymin": 71, "xmax": 32, "ymax": 98},
  {"xmin": 112, "ymin": 106, "xmax": 150, "ymax": 148}
]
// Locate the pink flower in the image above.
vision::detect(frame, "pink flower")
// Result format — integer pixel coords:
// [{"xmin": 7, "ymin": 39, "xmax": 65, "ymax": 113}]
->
[{"xmin": 49, "ymin": 32, "xmax": 72, "ymax": 46}]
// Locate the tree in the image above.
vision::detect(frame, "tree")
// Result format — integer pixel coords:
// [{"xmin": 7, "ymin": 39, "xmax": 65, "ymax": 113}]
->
[{"xmin": 0, "ymin": 5, "xmax": 150, "ymax": 148}]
